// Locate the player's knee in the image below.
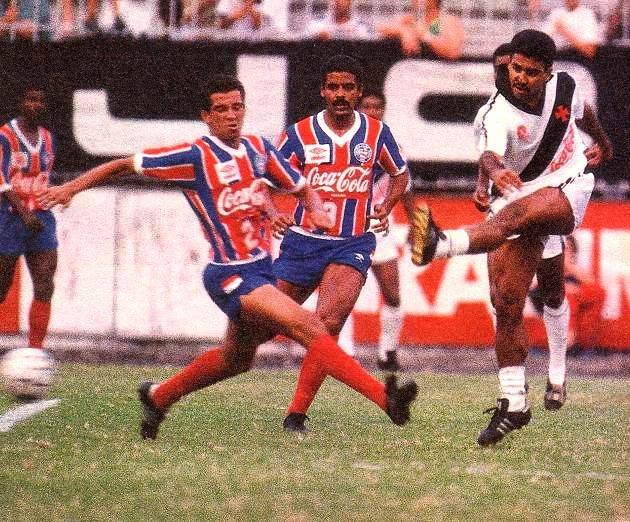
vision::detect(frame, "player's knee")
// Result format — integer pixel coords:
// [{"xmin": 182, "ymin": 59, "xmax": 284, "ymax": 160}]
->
[{"xmin": 493, "ymin": 291, "xmax": 525, "ymax": 325}]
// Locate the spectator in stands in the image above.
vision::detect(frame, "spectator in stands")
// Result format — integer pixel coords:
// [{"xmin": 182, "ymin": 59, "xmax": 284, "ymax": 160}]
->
[
  {"xmin": 181, "ymin": 0, "xmax": 217, "ymax": 28},
  {"xmin": 84, "ymin": 0, "xmax": 128, "ymax": 34},
  {"xmin": 541, "ymin": 0, "xmax": 603, "ymax": 59},
  {"xmin": 306, "ymin": 0, "xmax": 372, "ymax": 40},
  {"xmin": 215, "ymin": 0, "xmax": 275, "ymax": 32},
  {"xmin": 604, "ymin": 0, "xmax": 624, "ymax": 42},
  {"xmin": 377, "ymin": 0, "xmax": 464, "ymax": 60},
  {"xmin": 0, "ymin": 0, "xmax": 51, "ymax": 39}
]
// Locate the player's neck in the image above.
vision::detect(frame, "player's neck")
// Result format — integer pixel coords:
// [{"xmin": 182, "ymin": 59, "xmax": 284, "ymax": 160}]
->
[
  {"xmin": 16, "ymin": 117, "xmax": 39, "ymax": 145},
  {"xmin": 323, "ymin": 110, "xmax": 355, "ymax": 136}
]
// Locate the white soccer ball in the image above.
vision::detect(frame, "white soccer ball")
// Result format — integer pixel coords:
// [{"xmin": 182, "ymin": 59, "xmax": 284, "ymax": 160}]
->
[{"xmin": 1, "ymin": 348, "xmax": 57, "ymax": 400}]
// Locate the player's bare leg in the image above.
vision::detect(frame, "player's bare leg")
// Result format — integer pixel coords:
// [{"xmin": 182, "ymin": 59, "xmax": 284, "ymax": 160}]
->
[{"xmin": 478, "ymin": 236, "xmax": 541, "ymax": 446}]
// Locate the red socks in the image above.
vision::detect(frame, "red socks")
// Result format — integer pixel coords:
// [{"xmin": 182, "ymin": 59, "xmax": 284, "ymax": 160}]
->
[
  {"xmin": 28, "ymin": 299, "xmax": 51, "ymax": 348},
  {"xmin": 152, "ymin": 347, "xmax": 228, "ymax": 411},
  {"xmin": 286, "ymin": 334, "xmax": 386, "ymax": 414},
  {"xmin": 285, "ymin": 349, "xmax": 327, "ymax": 414}
]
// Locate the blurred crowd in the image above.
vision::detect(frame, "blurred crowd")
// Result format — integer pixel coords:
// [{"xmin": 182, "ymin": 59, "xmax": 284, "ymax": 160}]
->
[{"xmin": 0, "ymin": 0, "xmax": 628, "ymax": 59}]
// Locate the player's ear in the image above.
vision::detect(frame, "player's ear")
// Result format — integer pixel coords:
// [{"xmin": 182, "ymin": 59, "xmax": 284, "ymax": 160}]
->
[{"xmin": 200, "ymin": 110, "xmax": 211, "ymax": 124}]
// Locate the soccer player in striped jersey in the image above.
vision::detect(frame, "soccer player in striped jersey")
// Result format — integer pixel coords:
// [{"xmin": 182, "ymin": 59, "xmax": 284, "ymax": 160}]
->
[
  {"xmin": 272, "ymin": 55, "xmax": 413, "ymax": 433},
  {"xmin": 0, "ymin": 85, "xmax": 58, "ymax": 351},
  {"xmin": 38, "ymin": 74, "xmax": 418, "ymax": 439}
]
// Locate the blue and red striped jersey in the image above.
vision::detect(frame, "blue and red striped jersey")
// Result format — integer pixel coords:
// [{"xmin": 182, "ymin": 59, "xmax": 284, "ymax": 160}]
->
[
  {"xmin": 277, "ymin": 110, "xmax": 407, "ymax": 238},
  {"xmin": 0, "ymin": 119, "xmax": 56, "ymax": 211},
  {"xmin": 135, "ymin": 134, "xmax": 305, "ymax": 264}
]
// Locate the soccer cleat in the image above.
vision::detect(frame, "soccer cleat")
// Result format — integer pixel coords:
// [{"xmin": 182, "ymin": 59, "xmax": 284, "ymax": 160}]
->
[
  {"xmin": 138, "ymin": 381, "xmax": 166, "ymax": 440},
  {"xmin": 377, "ymin": 350, "xmax": 401, "ymax": 372},
  {"xmin": 477, "ymin": 398, "xmax": 532, "ymax": 446},
  {"xmin": 410, "ymin": 203, "xmax": 445, "ymax": 266},
  {"xmin": 283, "ymin": 412, "xmax": 309, "ymax": 433},
  {"xmin": 544, "ymin": 380, "xmax": 567, "ymax": 411},
  {"xmin": 385, "ymin": 374, "xmax": 418, "ymax": 426}
]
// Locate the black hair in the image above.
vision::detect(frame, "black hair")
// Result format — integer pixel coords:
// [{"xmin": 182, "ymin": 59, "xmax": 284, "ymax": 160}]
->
[
  {"xmin": 320, "ymin": 54, "xmax": 364, "ymax": 87},
  {"xmin": 509, "ymin": 29, "xmax": 556, "ymax": 69},
  {"xmin": 493, "ymin": 42, "xmax": 513, "ymax": 64},
  {"xmin": 200, "ymin": 74, "xmax": 245, "ymax": 111},
  {"xmin": 360, "ymin": 89, "xmax": 386, "ymax": 105}
]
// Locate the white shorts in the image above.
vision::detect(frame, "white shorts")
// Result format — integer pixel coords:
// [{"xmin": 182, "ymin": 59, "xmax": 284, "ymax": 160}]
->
[
  {"xmin": 372, "ymin": 228, "xmax": 398, "ymax": 265},
  {"xmin": 541, "ymin": 235, "xmax": 564, "ymax": 259},
  {"xmin": 489, "ymin": 171, "xmax": 594, "ymax": 248}
]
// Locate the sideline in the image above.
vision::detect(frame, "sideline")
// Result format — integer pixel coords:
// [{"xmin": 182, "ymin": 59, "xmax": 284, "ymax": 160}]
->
[{"xmin": 0, "ymin": 399, "xmax": 60, "ymax": 432}]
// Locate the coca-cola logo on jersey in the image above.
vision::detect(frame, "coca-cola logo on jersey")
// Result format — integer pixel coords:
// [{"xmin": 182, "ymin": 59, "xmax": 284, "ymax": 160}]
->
[
  {"xmin": 217, "ymin": 185, "xmax": 256, "ymax": 216},
  {"xmin": 307, "ymin": 166, "xmax": 371, "ymax": 193}
]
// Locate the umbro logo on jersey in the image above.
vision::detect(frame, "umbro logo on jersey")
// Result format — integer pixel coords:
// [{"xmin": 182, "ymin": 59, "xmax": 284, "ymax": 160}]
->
[
  {"xmin": 216, "ymin": 159, "xmax": 241, "ymax": 184},
  {"xmin": 305, "ymin": 144, "xmax": 330, "ymax": 164}
]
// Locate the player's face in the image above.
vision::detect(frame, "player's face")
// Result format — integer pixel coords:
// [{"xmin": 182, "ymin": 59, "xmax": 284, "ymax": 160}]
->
[
  {"xmin": 321, "ymin": 71, "xmax": 362, "ymax": 119},
  {"xmin": 201, "ymin": 90, "xmax": 245, "ymax": 147},
  {"xmin": 508, "ymin": 53, "xmax": 551, "ymax": 107},
  {"xmin": 20, "ymin": 89, "xmax": 46, "ymax": 124},
  {"xmin": 359, "ymin": 95, "xmax": 385, "ymax": 121}
]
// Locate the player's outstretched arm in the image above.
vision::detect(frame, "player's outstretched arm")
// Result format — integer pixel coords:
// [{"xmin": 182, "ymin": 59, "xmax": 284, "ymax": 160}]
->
[{"xmin": 38, "ymin": 157, "xmax": 135, "ymax": 209}]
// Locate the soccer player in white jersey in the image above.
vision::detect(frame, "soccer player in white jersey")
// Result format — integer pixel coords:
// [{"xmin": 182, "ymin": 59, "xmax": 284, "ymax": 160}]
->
[{"xmin": 411, "ymin": 30, "xmax": 612, "ymax": 446}]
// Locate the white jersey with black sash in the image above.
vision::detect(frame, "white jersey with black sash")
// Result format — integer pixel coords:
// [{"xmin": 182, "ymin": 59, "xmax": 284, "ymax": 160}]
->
[{"xmin": 474, "ymin": 71, "xmax": 587, "ymax": 191}]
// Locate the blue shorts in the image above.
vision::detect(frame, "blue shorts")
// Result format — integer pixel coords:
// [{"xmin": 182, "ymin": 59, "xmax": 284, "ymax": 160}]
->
[
  {"xmin": 0, "ymin": 209, "xmax": 58, "ymax": 255},
  {"xmin": 202, "ymin": 256, "xmax": 277, "ymax": 319},
  {"xmin": 272, "ymin": 230, "xmax": 376, "ymax": 287}
]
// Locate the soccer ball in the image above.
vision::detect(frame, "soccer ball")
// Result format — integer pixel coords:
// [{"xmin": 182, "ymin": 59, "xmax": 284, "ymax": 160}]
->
[{"xmin": 1, "ymin": 348, "xmax": 57, "ymax": 400}]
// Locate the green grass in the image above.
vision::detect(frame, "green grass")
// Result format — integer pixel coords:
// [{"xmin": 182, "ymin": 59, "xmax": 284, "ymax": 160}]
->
[{"xmin": 1, "ymin": 364, "xmax": 628, "ymax": 521}]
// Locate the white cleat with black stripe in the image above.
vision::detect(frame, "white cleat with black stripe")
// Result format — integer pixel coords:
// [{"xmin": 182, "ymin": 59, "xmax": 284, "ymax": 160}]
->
[{"xmin": 477, "ymin": 398, "xmax": 532, "ymax": 446}]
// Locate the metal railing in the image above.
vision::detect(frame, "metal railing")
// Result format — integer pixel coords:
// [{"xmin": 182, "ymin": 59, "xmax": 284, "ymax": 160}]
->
[{"xmin": 1, "ymin": 0, "xmax": 629, "ymax": 51}]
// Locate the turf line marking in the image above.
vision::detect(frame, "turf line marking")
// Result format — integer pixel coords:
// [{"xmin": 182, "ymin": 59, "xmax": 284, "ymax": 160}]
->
[{"xmin": 0, "ymin": 399, "xmax": 60, "ymax": 432}]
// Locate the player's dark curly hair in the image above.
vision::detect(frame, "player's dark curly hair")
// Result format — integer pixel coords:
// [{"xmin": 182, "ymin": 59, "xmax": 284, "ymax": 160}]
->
[
  {"xmin": 200, "ymin": 74, "xmax": 245, "ymax": 111},
  {"xmin": 321, "ymin": 54, "xmax": 365, "ymax": 87},
  {"xmin": 509, "ymin": 29, "xmax": 556, "ymax": 69}
]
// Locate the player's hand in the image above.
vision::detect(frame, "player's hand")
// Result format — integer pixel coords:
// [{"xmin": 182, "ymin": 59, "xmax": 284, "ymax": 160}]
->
[
  {"xmin": 472, "ymin": 184, "xmax": 490, "ymax": 213},
  {"xmin": 584, "ymin": 141, "xmax": 613, "ymax": 166},
  {"xmin": 368, "ymin": 204, "xmax": 390, "ymax": 235},
  {"xmin": 488, "ymin": 168, "xmax": 522, "ymax": 196},
  {"xmin": 36, "ymin": 185, "xmax": 74, "ymax": 210},
  {"xmin": 308, "ymin": 209, "xmax": 333, "ymax": 231},
  {"xmin": 269, "ymin": 213, "xmax": 295, "ymax": 239}
]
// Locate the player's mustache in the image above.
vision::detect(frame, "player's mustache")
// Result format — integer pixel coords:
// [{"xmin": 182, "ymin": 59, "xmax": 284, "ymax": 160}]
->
[{"xmin": 333, "ymin": 99, "xmax": 350, "ymax": 107}]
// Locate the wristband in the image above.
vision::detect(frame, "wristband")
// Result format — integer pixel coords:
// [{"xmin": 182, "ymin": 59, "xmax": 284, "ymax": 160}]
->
[{"xmin": 0, "ymin": 183, "xmax": 12, "ymax": 194}]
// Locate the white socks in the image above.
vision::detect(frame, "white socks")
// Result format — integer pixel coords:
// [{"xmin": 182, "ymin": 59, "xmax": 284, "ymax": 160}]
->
[
  {"xmin": 544, "ymin": 298, "xmax": 570, "ymax": 385},
  {"xmin": 498, "ymin": 366, "xmax": 528, "ymax": 411},
  {"xmin": 434, "ymin": 229, "xmax": 470, "ymax": 259},
  {"xmin": 379, "ymin": 304, "xmax": 402, "ymax": 360}
]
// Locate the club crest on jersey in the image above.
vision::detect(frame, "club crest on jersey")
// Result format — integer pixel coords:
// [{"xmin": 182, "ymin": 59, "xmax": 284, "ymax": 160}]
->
[
  {"xmin": 304, "ymin": 144, "xmax": 330, "ymax": 164},
  {"xmin": 252, "ymin": 153, "xmax": 267, "ymax": 177},
  {"xmin": 216, "ymin": 159, "xmax": 241, "ymax": 184},
  {"xmin": 353, "ymin": 143, "xmax": 372, "ymax": 163}
]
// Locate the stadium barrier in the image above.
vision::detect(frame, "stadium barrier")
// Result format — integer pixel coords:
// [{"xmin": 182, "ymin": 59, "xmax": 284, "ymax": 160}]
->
[{"xmin": 1, "ymin": 189, "xmax": 628, "ymax": 350}]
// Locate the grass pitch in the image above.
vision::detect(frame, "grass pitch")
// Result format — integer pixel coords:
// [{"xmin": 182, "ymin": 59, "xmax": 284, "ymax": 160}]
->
[{"xmin": 1, "ymin": 364, "xmax": 628, "ymax": 521}]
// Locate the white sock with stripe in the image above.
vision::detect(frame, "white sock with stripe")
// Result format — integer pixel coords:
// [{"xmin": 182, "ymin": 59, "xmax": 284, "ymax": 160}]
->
[
  {"xmin": 378, "ymin": 304, "xmax": 402, "ymax": 360},
  {"xmin": 498, "ymin": 366, "xmax": 528, "ymax": 412}
]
